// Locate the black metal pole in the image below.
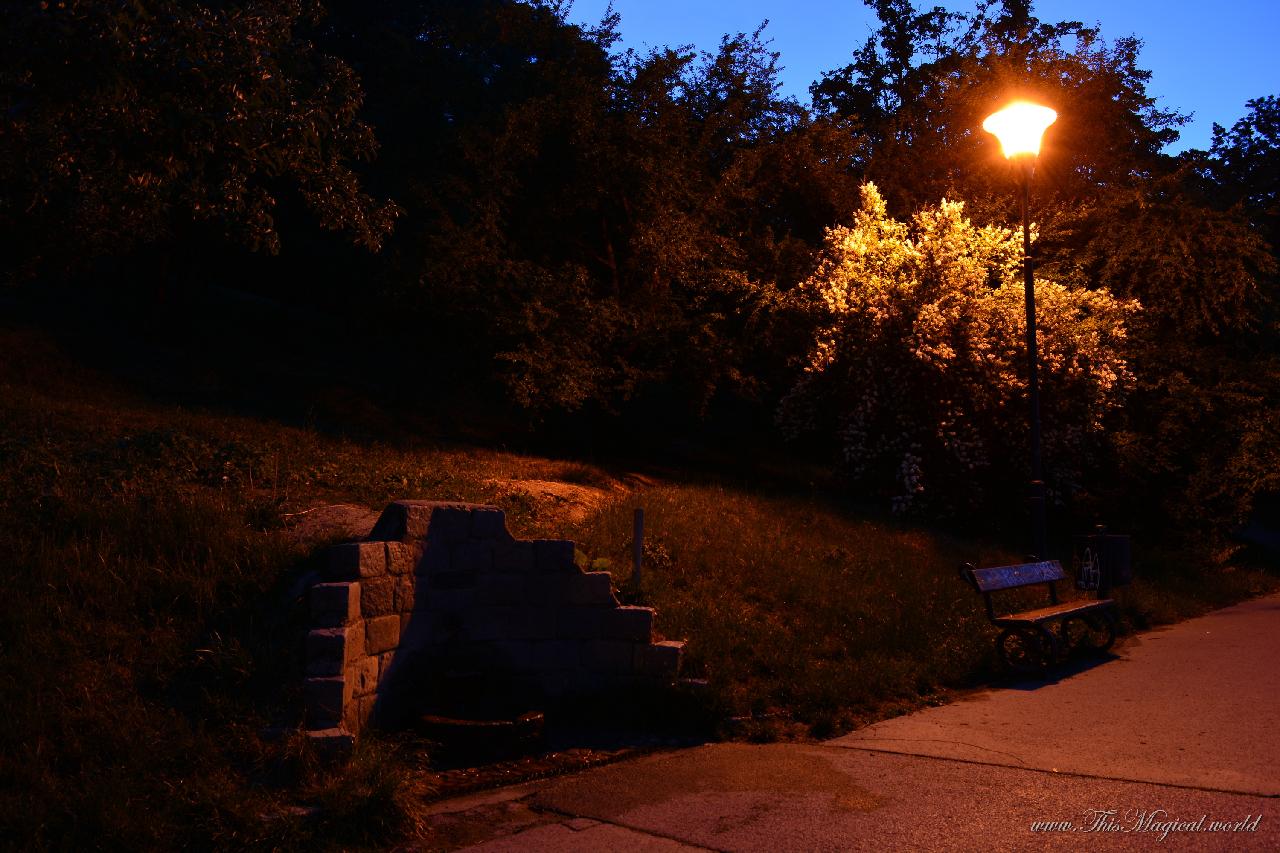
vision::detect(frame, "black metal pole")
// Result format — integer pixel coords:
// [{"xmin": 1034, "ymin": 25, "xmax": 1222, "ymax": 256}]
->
[{"xmin": 1020, "ymin": 158, "xmax": 1047, "ymax": 560}]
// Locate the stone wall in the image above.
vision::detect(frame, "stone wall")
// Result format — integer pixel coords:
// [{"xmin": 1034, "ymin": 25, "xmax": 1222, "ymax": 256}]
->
[{"xmin": 305, "ymin": 500, "xmax": 684, "ymax": 754}]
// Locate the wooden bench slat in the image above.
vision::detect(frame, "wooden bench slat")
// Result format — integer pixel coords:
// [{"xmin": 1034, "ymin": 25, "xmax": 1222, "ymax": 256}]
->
[
  {"xmin": 968, "ymin": 560, "xmax": 1064, "ymax": 592},
  {"xmin": 994, "ymin": 598, "xmax": 1115, "ymax": 626}
]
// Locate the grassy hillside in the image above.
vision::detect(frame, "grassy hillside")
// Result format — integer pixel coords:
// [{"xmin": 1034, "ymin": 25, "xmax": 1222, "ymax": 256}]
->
[{"xmin": 2, "ymin": 327, "xmax": 1274, "ymax": 849}]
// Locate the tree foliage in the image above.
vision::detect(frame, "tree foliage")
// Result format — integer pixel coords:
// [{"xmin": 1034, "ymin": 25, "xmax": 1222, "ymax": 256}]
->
[
  {"xmin": 812, "ymin": 0, "xmax": 1183, "ymax": 219},
  {"xmin": 0, "ymin": 0, "xmax": 399, "ymax": 280},
  {"xmin": 318, "ymin": 2, "xmax": 864, "ymax": 414},
  {"xmin": 2, "ymin": 0, "xmax": 1277, "ymax": 544},
  {"xmin": 800, "ymin": 1, "xmax": 1279, "ymax": 543},
  {"xmin": 780, "ymin": 183, "xmax": 1137, "ymax": 515},
  {"xmin": 1206, "ymin": 95, "xmax": 1280, "ymax": 239}
]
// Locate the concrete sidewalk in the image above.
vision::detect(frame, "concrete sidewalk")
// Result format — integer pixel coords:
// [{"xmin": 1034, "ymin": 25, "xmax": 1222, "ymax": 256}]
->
[{"xmin": 426, "ymin": 593, "xmax": 1280, "ymax": 851}]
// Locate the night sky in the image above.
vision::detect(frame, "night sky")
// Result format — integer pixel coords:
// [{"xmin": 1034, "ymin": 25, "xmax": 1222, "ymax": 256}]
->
[{"xmin": 567, "ymin": 0, "xmax": 1279, "ymax": 152}]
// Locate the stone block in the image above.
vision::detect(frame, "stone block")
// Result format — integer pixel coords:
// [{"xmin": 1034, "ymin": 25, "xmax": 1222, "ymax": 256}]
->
[
  {"xmin": 524, "ymin": 575, "xmax": 570, "ymax": 606},
  {"xmin": 556, "ymin": 606, "xmax": 605, "ymax": 639},
  {"xmin": 310, "ymin": 581, "xmax": 360, "ymax": 627},
  {"xmin": 307, "ymin": 727, "xmax": 354, "ymax": 762},
  {"xmin": 453, "ymin": 541, "xmax": 493, "ymax": 573},
  {"xmin": 523, "ymin": 607, "xmax": 557, "ymax": 640},
  {"xmin": 602, "ymin": 606, "xmax": 654, "ymax": 643},
  {"xmin": 361, "ymin": 577, "xmax": 396, "ymax": 619},
  {"xmin": 427, "ymin": 615, "xmax": 463, "ymax": 646},
  {"xmin": 416, "ymin": 544, "xmax": 451, "ymax": 576},
  {"xmin": 482, "ymin": 640, "xmax": 534, "ymax": 672},
  {"xmin": 306, "ymin": 627, "xmax": 364, "ymax": 677},
  {"xmin": 385, "ymin": 542, "xmax": 420, "ymax": 575},
  {"xmin": 344, "ymin": 693, "xmax": 377, "ymax": 734},
  {"xmin": 361, "ymin": 693, "xmax": 381, "ymax": 730},
  {"xmin": 306, "ymin": 656, "xmax": 342, "ymax": 678},
  {"xmin": 367, "ymin": 501, "xmax": 434, "ymax": 542},
  {"xmin": 394, "ymin": 575, "xmax": 418, "ymax": 612},
  {"xmin": 534, "ymin": 539, "xmax": 577, "ymax": 574},
  {"xmin": 425, "ymin": 587, "xmax": 476, "ymax": 612},
  {"xmin": 430, "ymin": 570, "xmax": 476, "ymax": 591},
  {"xmin": 568, "ymin": 572, "xmax": 617, "ymax": 606},
  {"xmin": 602, "ymin": 674, "xmax": 663, "ymax": 692},
  {"xmin": 637, "ymin": 640, "xmax": 684, "ymax": 678},
  {"xmin": 564, "ymin": 668, "xmax": 611, "ymax": 694},
  {"xmin": 487, "ymin": 606, "xmax": 555, "ymax": 641},
  {"xmin": 535, "ymin": 670, "xmax": 575, "ymax": 698},
  {"xmin": 475, "ymin": 574, "xmax": 529, "ymax": 606},
  {"xmin": 327, "ymin": 542, "xmax": 387, "ymax": 580},
  {"xmin": 347, "ymin": 655, "xmax": 381, "ymax": 697},
  {"xmin": 368, "ymin": 501, "xmax": 503, "ymax": 542},
  {"xmin": 426, "ymin": 506, "xmax": 472, "ymax": 545},
  {"xmin": 584, "ymin": 640, "xmax": 637, "ymax": 673},
  {"xmin": 531, "ymin": 640, "xmax": 582, "ymax": 671},
  {"xmin": 305, "ymin": 676, "xmax": 352, "ymax": 728},
  {"xmin": 493, "ymin": 541, "xmax": 536, "ymax": 573},
  {"xmin": 378, "ymin": 649, "xmax": 426, "ymax": 690},
  {"xmin": 460, "ymin": 607, "xmax": 518, "ymax": 642},
  {"xmin": 398, "ymin": 612, "xmax": 434, "ymax": 650},
  {"xmin": 470, "ymin": 508, "xmax": 513, "ymax": 542},
  {"xmin": 365, "ymin": 615, "xmax": 402, "ymax": 655}
]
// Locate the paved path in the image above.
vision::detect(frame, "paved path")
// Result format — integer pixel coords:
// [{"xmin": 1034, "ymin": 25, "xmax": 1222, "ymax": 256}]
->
[
  {"xmin": 429, "ymin": 593, "xmax": 1279, "ymax": 851},
  {"xmin": 831, "ymin": 591, "xmax": 1280, "ymax": 796}
]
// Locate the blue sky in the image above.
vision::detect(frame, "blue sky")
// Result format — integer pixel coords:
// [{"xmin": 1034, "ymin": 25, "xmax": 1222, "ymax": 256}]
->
[{"xmin": 565, "ymin": 1, "xmax": 1279, "ymax": 152}]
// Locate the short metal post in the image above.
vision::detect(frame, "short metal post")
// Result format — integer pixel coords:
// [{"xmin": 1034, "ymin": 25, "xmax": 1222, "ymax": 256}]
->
[{"xmin": 632, "ymin": 508, "xmax": 644, "ymax": 587}]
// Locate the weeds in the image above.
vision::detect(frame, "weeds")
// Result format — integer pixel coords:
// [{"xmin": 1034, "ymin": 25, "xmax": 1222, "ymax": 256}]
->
[
  {"xmin": 570, "ymin": 486, "xmax": 1009, "ymax": 732},
  {"xmin": 1, "ymin": 328, "xmax": 1274, "ymax": 847},
  {"xmin": 571, "ymin": 484, "xmax": 1278, "ymax": 737},
  {"xmin": 0, "ymin": 332, "xmax": 602, "ymax": 848}
]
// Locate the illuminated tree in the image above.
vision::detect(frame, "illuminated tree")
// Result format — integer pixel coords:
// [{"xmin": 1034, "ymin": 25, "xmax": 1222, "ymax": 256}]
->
[{"xmin": 780, "ymin": 183, "xmax": 1138, "ymax": 514}]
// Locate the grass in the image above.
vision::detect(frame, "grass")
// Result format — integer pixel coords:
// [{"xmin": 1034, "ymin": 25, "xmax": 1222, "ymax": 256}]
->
[
  {"xmin": 572, "ymin": 486, "xmax": 1279, "ymax": 738},
  {"xmin": 574, "ymin": 486, "xmax": 1010, "ymax": 735},
  {"xmin": 582, "ymin": 487, "xmax": 1003, "ymax": 721},
  {"xmin": 1, "ymin": 326, "xmax": 1275, "ymax": 848},
  {"xmin": 0, "ymin": 329, "xmax": 619, "ymax": 849}
]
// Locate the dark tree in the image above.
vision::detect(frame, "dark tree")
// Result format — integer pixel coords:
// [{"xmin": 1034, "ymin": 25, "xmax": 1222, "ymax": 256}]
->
[
  {"xmin": 0, "ymin": 0, "xmax": 399, "ymax": 284},
  {"xmin": 1203, "ymin": 96, "xmax": 1280, "ymax": 265},
  {"xmin": 316, "ymin": 2, "xmax": 863, "ymax": 417},
  {"xmin": 812, "ymin": 0, "xmax": 1183, "ymax": 220}
]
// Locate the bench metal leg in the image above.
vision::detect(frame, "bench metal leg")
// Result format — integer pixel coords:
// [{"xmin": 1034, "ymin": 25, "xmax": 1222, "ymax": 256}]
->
[
  {"xmin": 997, "ymin": 627, "xmax": 1053, "ymax": 673},
  {"xmin": 1040, "ymin": 623, "xmax": 1065, "ymax": 663},
  {"xmin": 1082, "ymin": 613, "xmax": 1116, "ymax": 652},
  {"xmin": 1061, "ymin": 614, "xmax": 1116, "ymax": 654}
]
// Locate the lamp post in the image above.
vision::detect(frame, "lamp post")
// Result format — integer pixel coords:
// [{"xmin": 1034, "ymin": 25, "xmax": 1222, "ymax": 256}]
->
[{"xmin": 983, "ymin": 101, "xmax": 1057, "ymax": 560}]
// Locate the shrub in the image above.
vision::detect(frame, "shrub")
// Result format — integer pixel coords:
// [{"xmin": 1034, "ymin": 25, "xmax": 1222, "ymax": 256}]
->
[{"xmin": 780, "ymin": 184, "xmax": 1139, "ymax": 516}]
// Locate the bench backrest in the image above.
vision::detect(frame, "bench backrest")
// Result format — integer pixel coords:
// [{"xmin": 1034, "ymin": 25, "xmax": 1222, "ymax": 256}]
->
[
  {"xmin": 960, "ymin": 560, "xmax": 1064, "ymax": 619},
  {"xmin": 963, "ymin": 560, "xmax": 1064, "ymax": 592}
]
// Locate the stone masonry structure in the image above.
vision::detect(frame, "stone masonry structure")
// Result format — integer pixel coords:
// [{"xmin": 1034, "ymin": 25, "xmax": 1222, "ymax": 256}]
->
[{"xmin": 305, "ymin": 501, "xmax": 684, "ymax": 754}]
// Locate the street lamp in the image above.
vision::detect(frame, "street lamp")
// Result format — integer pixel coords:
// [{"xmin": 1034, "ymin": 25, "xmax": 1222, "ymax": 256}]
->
[{"xmin": 983, "ymin": 100, "xmax": 1057, "ymax": 560}]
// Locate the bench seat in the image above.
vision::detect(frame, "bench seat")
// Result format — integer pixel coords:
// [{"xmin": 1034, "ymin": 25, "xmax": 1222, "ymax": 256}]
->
[{"xmin": 993, "ymin": 597, "xmax": 1115, "ymax": 627}]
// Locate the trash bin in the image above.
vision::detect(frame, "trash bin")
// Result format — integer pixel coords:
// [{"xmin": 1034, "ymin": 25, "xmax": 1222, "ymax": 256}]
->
[{"xmin": 1073, "ymin": 530, "xmax": 1131, "ymax": 595}]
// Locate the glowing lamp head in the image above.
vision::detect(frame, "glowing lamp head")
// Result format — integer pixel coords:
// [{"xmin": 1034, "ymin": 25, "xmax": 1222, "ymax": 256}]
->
[{"xmin": 982, "ymin": 101, "xmax": 1057, "ymax": 158}]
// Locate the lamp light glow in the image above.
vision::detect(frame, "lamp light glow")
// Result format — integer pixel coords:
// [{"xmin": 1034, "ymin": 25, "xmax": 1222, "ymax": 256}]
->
[{"xmin": 982, "ymin": 102, "xmax": 1057, "ymax": 158}]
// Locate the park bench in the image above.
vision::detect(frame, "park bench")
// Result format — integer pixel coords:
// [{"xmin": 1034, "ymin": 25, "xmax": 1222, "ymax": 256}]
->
[{"xmin": 959, "ymin": 559, "xmax": 1117, "ymax": 672}]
